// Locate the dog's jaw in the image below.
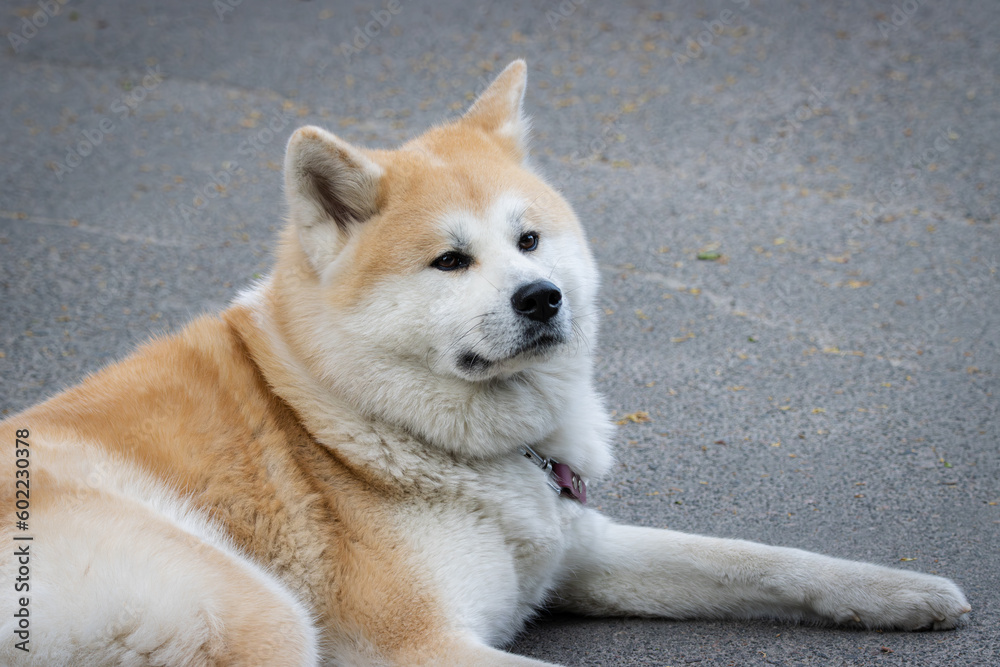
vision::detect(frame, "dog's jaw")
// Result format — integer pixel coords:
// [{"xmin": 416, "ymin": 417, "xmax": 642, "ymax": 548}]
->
[{"xmin": 453, "ymin": 318, "xmax": 571, "ymax": 380}]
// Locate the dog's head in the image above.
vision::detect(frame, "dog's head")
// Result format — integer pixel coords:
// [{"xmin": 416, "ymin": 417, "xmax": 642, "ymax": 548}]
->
[{"xmin": 269, "ymin": 61, "xmax": 603, "ymax": 458}]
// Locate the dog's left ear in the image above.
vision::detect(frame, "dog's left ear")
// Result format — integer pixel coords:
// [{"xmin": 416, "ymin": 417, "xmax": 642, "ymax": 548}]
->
[{"xmin": 461, "ymin": 59, "xmax": 530, "ymax": 161}]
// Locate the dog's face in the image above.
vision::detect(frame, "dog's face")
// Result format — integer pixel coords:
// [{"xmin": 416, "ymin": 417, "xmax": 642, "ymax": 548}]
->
[
  {"xmin": 366, "ymin": 186, "xmax": 592, "ymax": 384},
  {"xmin": 269, "ymin": 61, "xmax": 600, "ymax": 455}
]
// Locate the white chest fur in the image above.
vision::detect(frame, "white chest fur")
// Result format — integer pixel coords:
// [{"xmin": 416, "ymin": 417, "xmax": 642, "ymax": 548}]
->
[{"xmin": 392, "ymin": 453, "xmax": 589, "ymax": 646}]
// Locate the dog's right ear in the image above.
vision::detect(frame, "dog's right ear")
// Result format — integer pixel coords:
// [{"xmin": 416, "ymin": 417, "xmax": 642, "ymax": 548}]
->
[
  {"xmin": 461, "ymin": 59, "xmax": 530, "ymax": 162},
  {"xmin": 284, "ymin": 126, "xmax": 383, "ymax": 271}
]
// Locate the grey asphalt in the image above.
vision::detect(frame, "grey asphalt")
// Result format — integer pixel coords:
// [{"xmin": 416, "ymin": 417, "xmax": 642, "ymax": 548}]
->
[{"xmin": 1, "ymin": 1, "xmax": 997, "ymax": 665}]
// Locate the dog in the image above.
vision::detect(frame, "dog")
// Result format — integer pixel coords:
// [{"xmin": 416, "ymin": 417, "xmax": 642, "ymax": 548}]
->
[{"xmin": 1, "ymin": 60, "xmax": 970, "ymax": 666}]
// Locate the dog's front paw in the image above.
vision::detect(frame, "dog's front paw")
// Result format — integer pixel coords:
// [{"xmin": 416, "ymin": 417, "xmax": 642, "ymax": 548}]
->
[{"xmin": 813, "ymin": 565, "xmax": 970, "ymax": 631}]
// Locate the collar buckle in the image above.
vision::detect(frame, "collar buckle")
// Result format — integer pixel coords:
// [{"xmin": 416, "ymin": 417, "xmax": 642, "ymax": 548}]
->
[{"xmin": 518, "ymin": 444, "xmax": 587, "ymax": 504}]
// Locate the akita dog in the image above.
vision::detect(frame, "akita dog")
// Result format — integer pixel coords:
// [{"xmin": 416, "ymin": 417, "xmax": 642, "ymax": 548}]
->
[{"xmin": 1, "ymin": 60, "xmax": 969, "ymax": 666}]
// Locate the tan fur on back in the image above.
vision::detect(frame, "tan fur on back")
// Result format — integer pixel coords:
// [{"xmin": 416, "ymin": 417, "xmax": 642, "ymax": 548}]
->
[{"xmin": 2, "ymin": 310, "xmax": 441, "ymax": 663}]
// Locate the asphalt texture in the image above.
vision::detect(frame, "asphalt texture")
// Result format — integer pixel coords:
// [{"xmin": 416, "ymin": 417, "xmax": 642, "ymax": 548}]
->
[{"xmin": 1, "ymin": 1, "xmax": 997, "ymax": 665}]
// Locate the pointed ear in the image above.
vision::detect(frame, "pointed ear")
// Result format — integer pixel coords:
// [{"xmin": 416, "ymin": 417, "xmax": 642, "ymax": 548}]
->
[
  {"xmin": 284, "ymin": 125, "xmax": 383, "ymax": 270},
  {"xmin": 461, "ymin": 59, "xmax": 530, "ymax": 160}
]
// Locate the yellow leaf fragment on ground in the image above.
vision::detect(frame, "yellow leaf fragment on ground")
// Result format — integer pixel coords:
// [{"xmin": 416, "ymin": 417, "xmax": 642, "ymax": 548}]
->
[{"xmin": 616, "ymin": 411, "xmax": 651, "ymax": 425}]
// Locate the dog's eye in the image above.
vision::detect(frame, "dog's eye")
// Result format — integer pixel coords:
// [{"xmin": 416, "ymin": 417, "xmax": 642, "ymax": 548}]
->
[
  {"xmin": 432, "ymin": 252, "xmax": 470, "ymax": 271},
  {"xmin": 518, "ymin": 232, "xmax": 539, "ymax": 252}
]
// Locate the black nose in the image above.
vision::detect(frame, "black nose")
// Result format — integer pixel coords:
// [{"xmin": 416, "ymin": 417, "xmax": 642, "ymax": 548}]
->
[{"xmin": 511, "ymin": 280, "xmax": 562, "ymax": 323}]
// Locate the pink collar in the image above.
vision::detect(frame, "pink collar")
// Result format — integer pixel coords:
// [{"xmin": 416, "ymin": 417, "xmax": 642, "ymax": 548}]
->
[{"xmin": 519, "ymin": 444, "xmax": 587, "ymax": 504}]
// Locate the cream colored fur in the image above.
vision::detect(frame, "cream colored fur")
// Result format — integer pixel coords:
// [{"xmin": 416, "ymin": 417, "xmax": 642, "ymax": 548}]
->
[{"xmin": 0, "ymin": 60, "xmax": 969, "ymax": 666}]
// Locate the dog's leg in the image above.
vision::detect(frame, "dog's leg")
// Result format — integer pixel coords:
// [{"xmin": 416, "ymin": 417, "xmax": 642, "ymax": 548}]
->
[
  {"xmin": 0, "ymin": 487, "xmax": 319, "ymax": 666},
  {"xmin": 554, "ymin": 513, "xmax": 970, "ymax": 631}
]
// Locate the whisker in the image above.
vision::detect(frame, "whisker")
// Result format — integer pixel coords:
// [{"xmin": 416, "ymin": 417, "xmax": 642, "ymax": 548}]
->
[
  {"xmin": 570, "ymin": 319, "xmax": 594, "ymax": 357},
  {"xmin": 441, "ymin": 312, "xmax": 496, "ymax": 360},
  {"xmin": 478, "ymin": 272, "xmax": 500, "ymax": 293},
  {"xmin": 546, "ymin": 258, "xmax": 562, "ymax": 282},
  {"xmin": 571, "ymin": 307, "xmax": 606, "ymax": 322}
]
